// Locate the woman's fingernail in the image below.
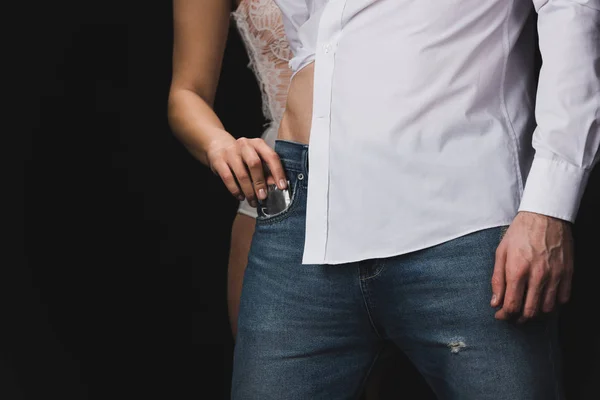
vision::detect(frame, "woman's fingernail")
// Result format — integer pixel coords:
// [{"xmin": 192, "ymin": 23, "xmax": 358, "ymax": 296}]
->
[
  {"xmin": 491, "ymin": 294, "xmax": 497, "ymax": 306},
  {"xmin": 250, "ymin": 200, "xmax": 257, "ymax": 207},
  {"xmin": 258, "ymin": 189, "xmax": 266, "ymax": 199},
  {"xmin": 237, "ymin": 195, "xmax": 245, "ymax": 201},
  {"xmin": 279, "ymin": 179, "xmax": 287, "ymax": 189}
]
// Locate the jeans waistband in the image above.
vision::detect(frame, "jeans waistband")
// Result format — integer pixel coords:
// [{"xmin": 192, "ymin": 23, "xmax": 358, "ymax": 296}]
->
[{"xmin": 274, "ymin": 140, "xmax": 309, "ymax": 175}]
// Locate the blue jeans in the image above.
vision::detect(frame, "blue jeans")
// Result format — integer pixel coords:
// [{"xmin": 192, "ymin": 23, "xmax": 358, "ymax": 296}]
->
[{"xmin": 232, "ymin": 140, "xmax": 563, "ymax": 400}]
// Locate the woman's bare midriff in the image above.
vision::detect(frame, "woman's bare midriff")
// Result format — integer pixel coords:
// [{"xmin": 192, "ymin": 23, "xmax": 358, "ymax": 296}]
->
[{"xmin": 277, "ymin": 62, "xmax": 314, "ymax": 145}]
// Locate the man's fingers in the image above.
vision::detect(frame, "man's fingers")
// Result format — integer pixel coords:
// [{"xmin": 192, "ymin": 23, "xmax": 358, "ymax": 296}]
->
[
  {"xmin": 558, "ymin": 262, "xmax": 573, "ymax": 305},
  {"xmin": 542, "ymin": 256, "xmax": 572, "ymax": 312},
  {"xmin": 521, "ymin": 271, "xmax": 546, "ymax": 320},
  {"xmin": 491, "ymin": 244, "xmax": 507, "ymax": 308},
  {"xmin": 253, "ymin": 140, "xmax": 287, "ymax": 190},
  {"xmin": 496, "ymin": 259, "xmax": 527, "ymax": 320},
  {"xmin": 541, "ymin": 277, "xmax": 560, "ymax": 313},
  {"xmin": 241, "ymin": 144, "xmax": 268, "ymax": 201},
  {"xmin": 558, "ymin": 238, "xmax": 575, "ymax": 305}
]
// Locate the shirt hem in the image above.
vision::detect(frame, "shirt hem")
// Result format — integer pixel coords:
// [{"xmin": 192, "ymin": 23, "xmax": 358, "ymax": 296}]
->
[{"xmin": 301, "ymin": 219, "xmax": 514, "ymax": 265}]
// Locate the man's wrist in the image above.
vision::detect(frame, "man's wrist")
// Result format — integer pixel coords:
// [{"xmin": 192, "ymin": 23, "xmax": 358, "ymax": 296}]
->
[{"xmin": 515, "ymin": 210, "xmax": 573, "ymax": 228}]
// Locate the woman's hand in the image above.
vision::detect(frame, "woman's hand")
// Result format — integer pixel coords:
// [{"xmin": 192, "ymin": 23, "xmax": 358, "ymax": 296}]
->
[{"xmin": 207, "ymin": 137, "xmax": 288, "ymax": 207}]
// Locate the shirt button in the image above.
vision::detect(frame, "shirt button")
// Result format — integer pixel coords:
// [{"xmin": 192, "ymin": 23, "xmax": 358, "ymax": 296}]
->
[{"xmin": 323, "ymin": 44, "xmax": 331, "ymax": 53}]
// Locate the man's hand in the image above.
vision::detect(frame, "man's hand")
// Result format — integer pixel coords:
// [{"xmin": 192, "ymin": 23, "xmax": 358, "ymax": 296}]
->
[{"xmin": 491, "ymin": 211, "xmax": 573, "ymax": 322}]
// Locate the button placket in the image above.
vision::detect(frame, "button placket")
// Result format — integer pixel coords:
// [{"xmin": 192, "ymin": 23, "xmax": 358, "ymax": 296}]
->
[{"xmin": 302, "ymin": 0, "xmax": 348, "ymax": 264}]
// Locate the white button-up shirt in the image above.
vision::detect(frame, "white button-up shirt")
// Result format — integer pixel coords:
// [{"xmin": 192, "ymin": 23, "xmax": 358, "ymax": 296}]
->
[{"xmin": 275, "ymin": 0, "xmax": 600, "ymax": 265}]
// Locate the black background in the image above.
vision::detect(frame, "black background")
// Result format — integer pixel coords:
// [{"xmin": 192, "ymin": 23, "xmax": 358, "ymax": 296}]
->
[{"xmin": 16, "ymin": 2, "xmax": 600, "ymax": 399}]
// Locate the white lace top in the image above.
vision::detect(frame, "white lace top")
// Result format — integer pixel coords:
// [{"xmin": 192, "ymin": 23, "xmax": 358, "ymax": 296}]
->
[{"xmin": 232, "ymin": 0, "xmax": 293, "ymax": 148}]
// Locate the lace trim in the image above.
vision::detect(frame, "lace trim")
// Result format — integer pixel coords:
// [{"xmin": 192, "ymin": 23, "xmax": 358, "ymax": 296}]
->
[
  {"xmin": 232, "ymin": 10, "xmax": 275, "ymax": 122},
  {"xmin": 231, "ymin": 0, "xmax": 292, "ymax": 125}
]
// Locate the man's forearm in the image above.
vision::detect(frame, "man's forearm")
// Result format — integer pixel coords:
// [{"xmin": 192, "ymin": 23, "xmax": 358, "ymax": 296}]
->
[{"xmin": 519, "ymin": 0, "xmax": 600, "ymax": 222}]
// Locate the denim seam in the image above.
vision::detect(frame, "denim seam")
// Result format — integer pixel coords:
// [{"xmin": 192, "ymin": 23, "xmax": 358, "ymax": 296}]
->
[
  {"xmin": 358, "ymin": 267, "xmax": 383, "ymax": 339},
  {"xmin": 361, "ymin": 259, "xmax": 387, "ymax": 281}
]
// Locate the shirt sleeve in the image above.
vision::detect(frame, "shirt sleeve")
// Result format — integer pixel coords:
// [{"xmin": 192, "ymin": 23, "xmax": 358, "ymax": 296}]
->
[{"xmin": 519, "ymin": 0, "xmax": 600, "ymax": 222}]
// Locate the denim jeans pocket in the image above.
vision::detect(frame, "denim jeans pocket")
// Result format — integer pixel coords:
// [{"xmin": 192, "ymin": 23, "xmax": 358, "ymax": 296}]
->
[{"xmin": 256, "ymin": 171, "xmax": 301, "ymax": 225}]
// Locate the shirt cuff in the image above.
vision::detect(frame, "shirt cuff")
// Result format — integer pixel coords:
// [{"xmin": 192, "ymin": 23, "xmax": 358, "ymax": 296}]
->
[{"xmin": 518, "ymin": 156, "xmax": 590, "ymax": 223}]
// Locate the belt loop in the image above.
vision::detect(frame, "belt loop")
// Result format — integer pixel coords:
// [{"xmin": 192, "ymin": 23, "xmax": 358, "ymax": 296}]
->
[{"xmin": 302, "ymin": 146, "xmax": 309, "ymax": 175}]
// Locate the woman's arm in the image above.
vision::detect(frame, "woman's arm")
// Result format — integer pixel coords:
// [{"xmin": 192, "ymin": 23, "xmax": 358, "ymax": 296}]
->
[{"xmin": 168, "ymin": 0, "xmax": 287, "ymax": 206}]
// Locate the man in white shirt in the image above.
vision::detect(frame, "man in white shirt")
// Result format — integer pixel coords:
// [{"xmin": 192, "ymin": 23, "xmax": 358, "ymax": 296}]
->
[{"xmin": 227, "ymin": 1, "xmax": 599, "ymax": 398}]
